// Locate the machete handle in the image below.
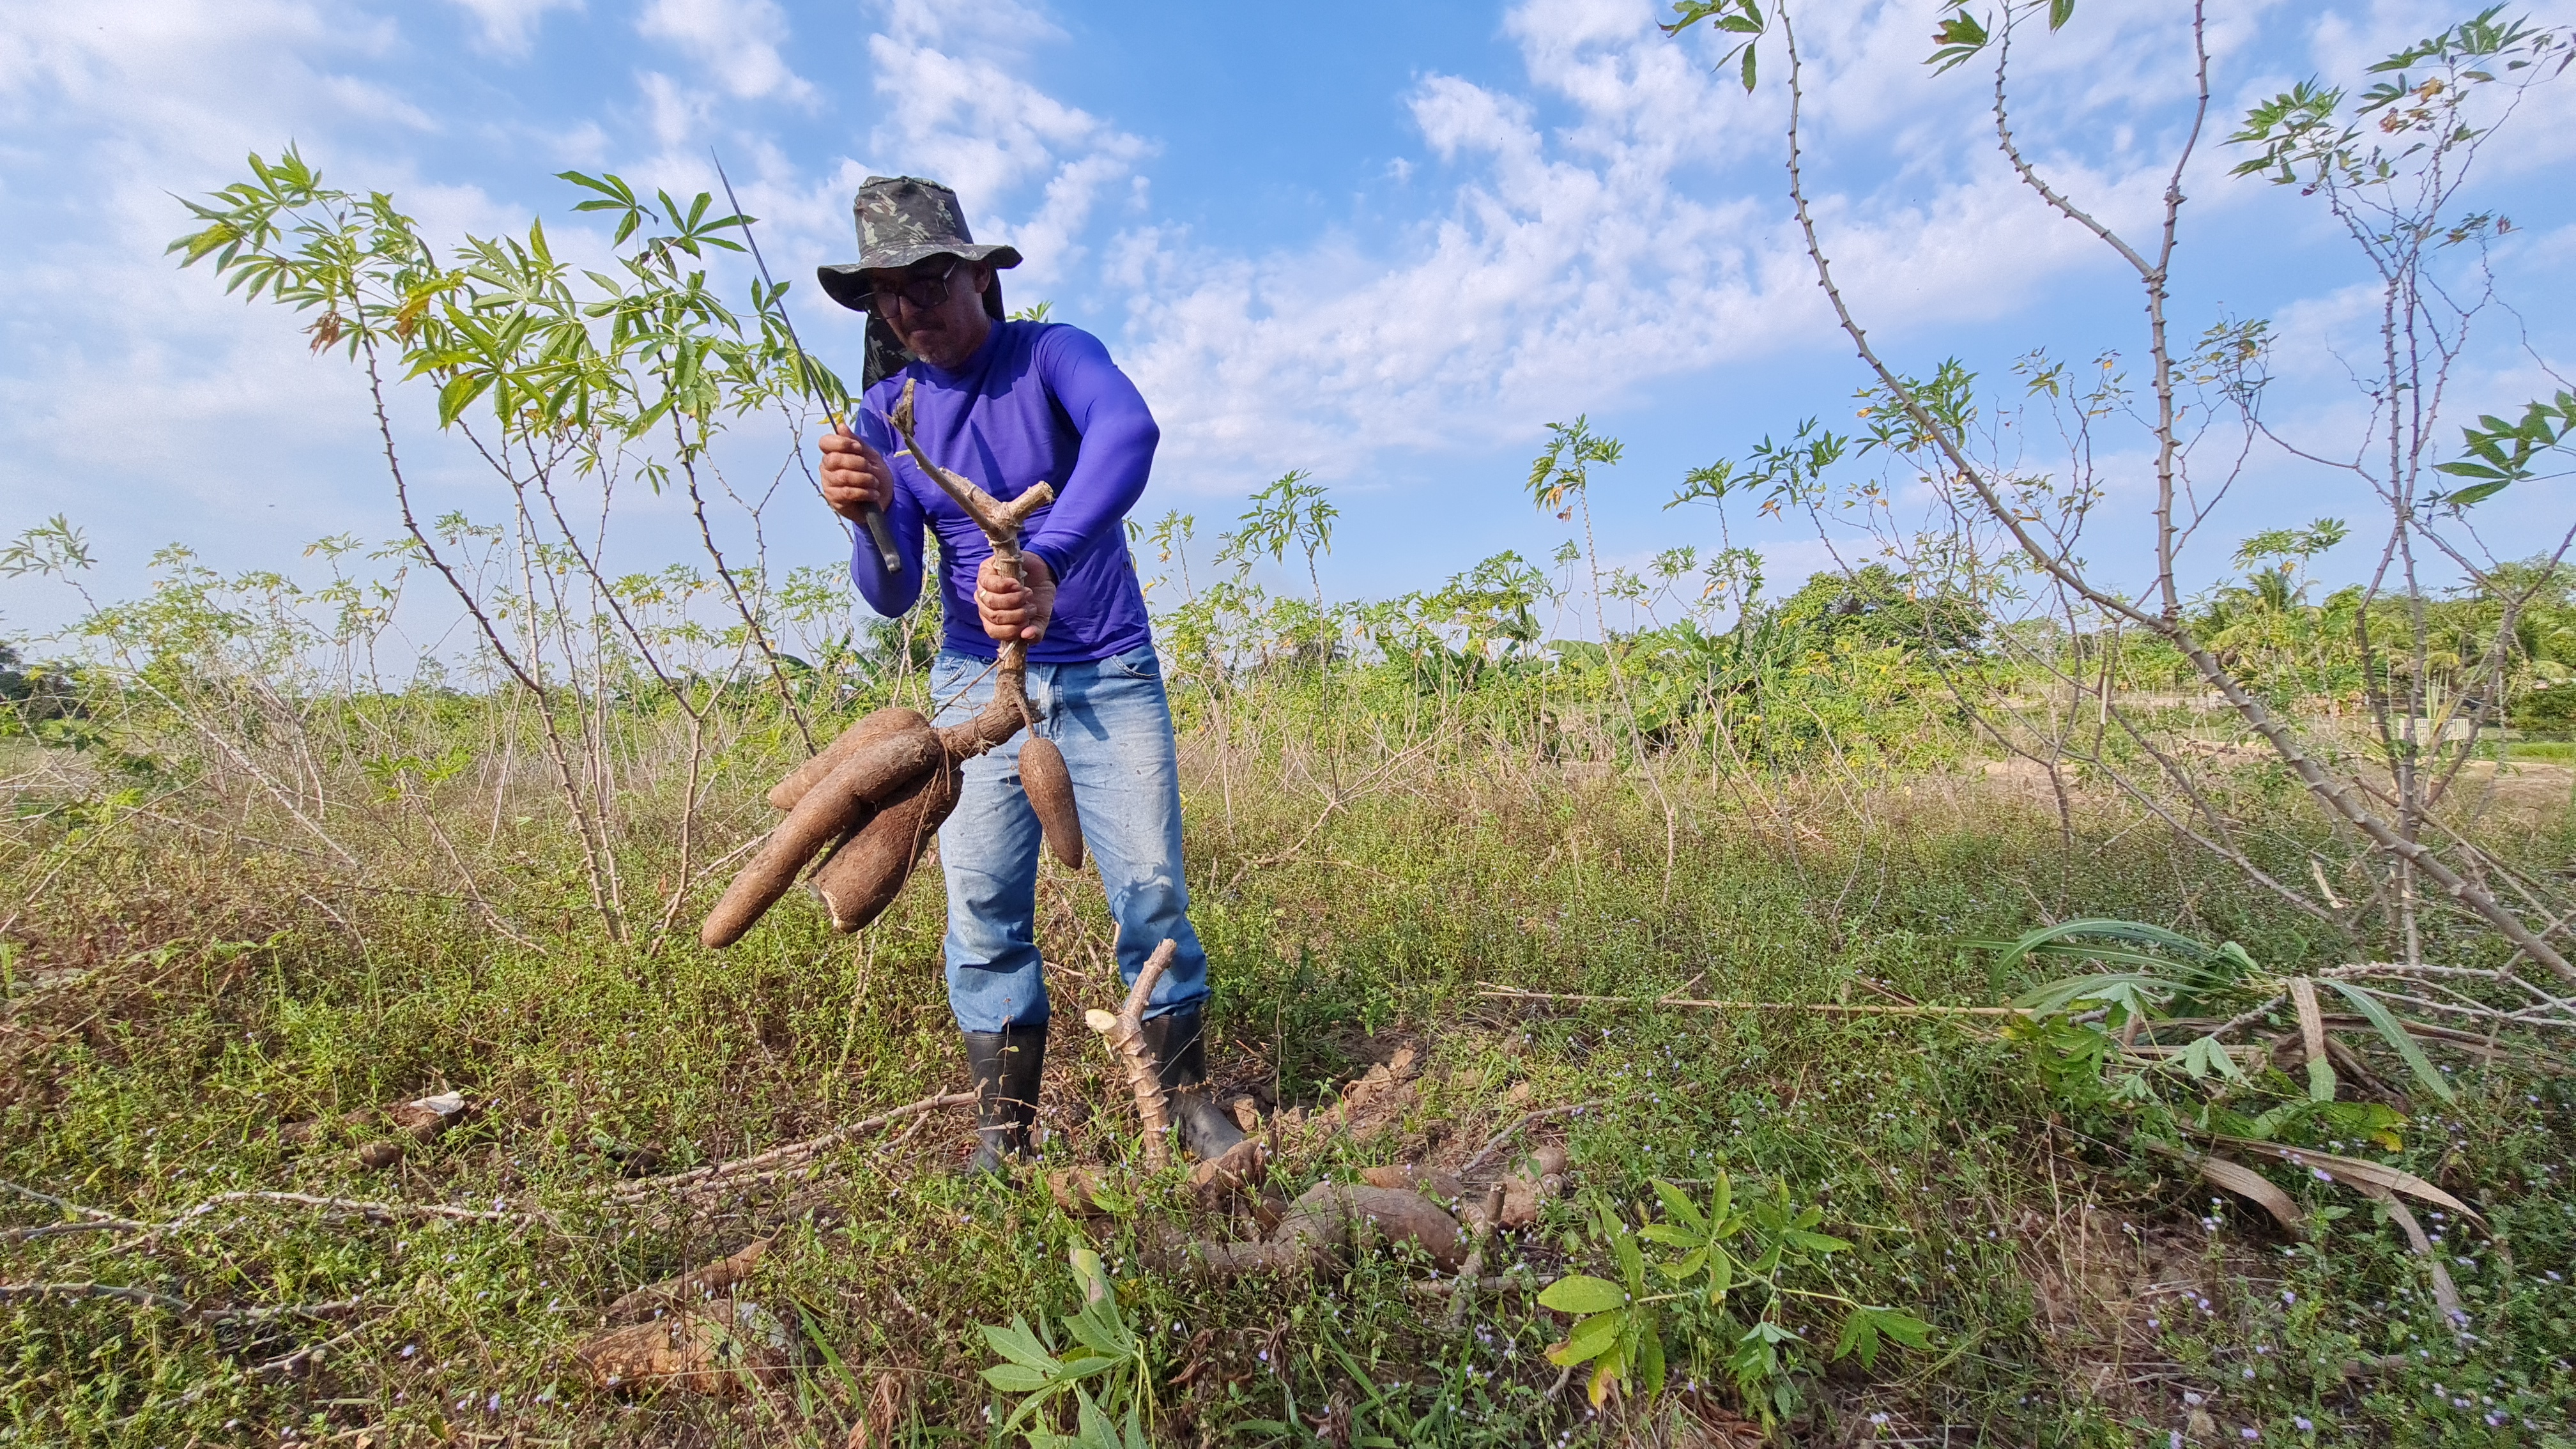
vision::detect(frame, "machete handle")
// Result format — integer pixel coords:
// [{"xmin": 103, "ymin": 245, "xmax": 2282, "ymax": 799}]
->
[
  {"xmin": 829, "ymin": 413, "xmax": 906, "ymax": 574},
  {"xmin": 859, "ymin": 502, "xmax": 903, "ymax": 574}
]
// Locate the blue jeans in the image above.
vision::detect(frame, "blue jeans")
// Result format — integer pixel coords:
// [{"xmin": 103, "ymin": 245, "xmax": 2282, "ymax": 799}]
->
[{"xmin": 927, "ymin": 643, "xmax": 1211, "ymax": 1033}]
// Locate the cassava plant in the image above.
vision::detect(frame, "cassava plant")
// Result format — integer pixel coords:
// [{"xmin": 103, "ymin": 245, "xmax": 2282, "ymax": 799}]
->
[
  {"xmin": 1655, "ymin": 3, "xmax": 2576, "ymax": 992},
  {"xmin": 168, "ymin": 150, "xmax": 847, "ymax": 945}
]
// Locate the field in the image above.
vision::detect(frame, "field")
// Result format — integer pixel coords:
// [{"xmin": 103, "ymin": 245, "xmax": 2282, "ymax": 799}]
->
[
  {"xmin": 10, "ymin": 9, "xmax": 2576, "ymax": 1441},
  {"xmin": 4, "ymin": 671, "xmax": 2573, "ymax": 1448}
]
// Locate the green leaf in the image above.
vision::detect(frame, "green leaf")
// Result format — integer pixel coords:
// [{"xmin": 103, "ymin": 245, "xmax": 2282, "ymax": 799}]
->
[
  {"xmin": 2322, "ymin": 980, "xmax": 2457, "ymax": 1104},
  {"xmin": 1927, "ymin": 11, "xmax": 1991, "ymax": 73},
  {"xmin": 1988, "ymin": 917, "xmax": 2219, "ymax": 970},
  {"xmin": 1652, "ymin": 1177, "xmax": 1708, "ymax": 1233},
  {"xmin": 2013, "ymin": 972, "xmax": 2184, "ymax": 1018},
  {"xmin": 1874, "ymin": 1308, "xmax": 1934, "ymax": 1350},
  {"xmin": 1785, "ymin": 1229, "xmax": 1852, "ymax": 1254},
  {"xmin": 981, "ymin": 1317, "xmax": 1061, "ymax": 1370},
  {"xmin": 1064, "ymin": 1305, "xmax": 1131, "ymax": 1360},
  {"xmin": 2439, "ymin": 479, "xmax": 2512, "ymax": 507},
  {"xmin": 2179, "ymin": 1034, "xmax": 2249, "ymax": 1084},
  {"xmin": 1836, "ymin": 1305, "xmax": 1933, "ymax": 1367},
  {"xmin": 981, "ymin": 1363, "xmax": 1052, "ymax": 1393},
  {"xmin": 2048, "ymin": 0, "xmax": 2075, "ymax": 29},
  {"xmin": 1538, "ymin": 1275, "xmax": 1628, "ymax": 1315},
  {"xmin": 1834, "ymin": 1308, "xmax": 1881, "ymax": 1367},
  {"xmin": 1547, "ymin": 1309, "xmax": 1627, "ymax": 1367},
  {"xmin": 1739, "ymin": 42, "xmax": 1758, "ymax": 91}
]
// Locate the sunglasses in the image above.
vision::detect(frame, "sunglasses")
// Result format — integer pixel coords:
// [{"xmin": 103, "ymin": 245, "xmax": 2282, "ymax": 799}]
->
[{"xmin": 869, "ymin": 258, "xmax": 962, "ymax": 312}]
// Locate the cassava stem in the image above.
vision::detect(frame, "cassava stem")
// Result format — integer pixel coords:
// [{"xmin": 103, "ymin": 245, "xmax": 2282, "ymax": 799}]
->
[
  {"xmin": 1085, "ymin": 938, "xmax": 1178, "ymax": 1167},
  {"xmin": 887, "ymin": 376, "xmax": 1053, "ymax": 760}
]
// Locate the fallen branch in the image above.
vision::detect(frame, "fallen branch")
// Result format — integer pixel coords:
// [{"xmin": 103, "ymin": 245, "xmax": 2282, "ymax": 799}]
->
[
  {"xmin": 1086, "ymin": 939, "xmax": 1178, "ymax": 1169},
  {"xmin": 153, "ymin": 1191, "xmax": 553, "ymax": 1241},
  {"xmin": 0, "ymin": 1282, "xmax": 365, "ymax": 1324},
  {"xmin": 1459, "ymin": 1102, "xmax": 1605, "ymax": 1181},
  {"xmin": 601, "ymin": 1091, "xmax": 977, "ymax": 1202},
  {"xmin": 1475, "ymin": 984, "xmax": 2021, "ymax": 1018},
  {"xmin": 248, "ymin": 1328, "xmax": 361, "ymax": 1379},
  {"xmin": 0, "ymin": 1281, "xmax": 192, "ymax": 1314},
  {"xmin": 1, "ymin": 1220, "xmax": 146, "ymax": 1243},
  {"xmin": 0, "ymin": 1177, "xmax": 144, "ymax": 1241}
]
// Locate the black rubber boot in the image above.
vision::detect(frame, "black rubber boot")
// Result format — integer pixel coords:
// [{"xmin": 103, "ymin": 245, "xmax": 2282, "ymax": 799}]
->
[
  {"xmin": 1137, "ymin": 1008, "xmax": 1246, "ymax": 1162},
  {"xmin": 961, "ymin": 1025, "xmax": 1046, "ymax": 1177}
]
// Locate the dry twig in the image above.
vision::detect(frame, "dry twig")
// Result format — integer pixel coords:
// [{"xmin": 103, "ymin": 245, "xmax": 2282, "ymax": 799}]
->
[{"xmin": 602, "ymin": 1091, "xmax": 977, "ymax": 1202}]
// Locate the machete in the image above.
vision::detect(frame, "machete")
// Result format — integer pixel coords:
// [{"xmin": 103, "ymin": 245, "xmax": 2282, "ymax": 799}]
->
[{"xmin": 712, "ymin": 150, "xmax": 905, "ymax": 574}]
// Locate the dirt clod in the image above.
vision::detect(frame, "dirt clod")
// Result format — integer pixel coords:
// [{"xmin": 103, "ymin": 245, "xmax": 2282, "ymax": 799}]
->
[{"xmin": 576, "ymin": 1298, "xmax": 789, "ymax": 1399}]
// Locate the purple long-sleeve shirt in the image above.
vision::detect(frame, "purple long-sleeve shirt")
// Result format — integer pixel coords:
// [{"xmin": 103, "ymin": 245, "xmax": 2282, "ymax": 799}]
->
[{"xmin": 848, "ymin": 320, "xmax": 1158, "ymax": 664}]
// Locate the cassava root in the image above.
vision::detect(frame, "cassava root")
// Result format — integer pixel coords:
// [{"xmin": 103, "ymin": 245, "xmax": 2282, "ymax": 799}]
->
[
  {"xmin": 767, "ymin": 708, "xmax": 926, "ymax": 810},
  {"xmin": 700, "ymin": 376, "xmax": 1058, "ymax": 947},
  {"xmin": 1020, "ymin": 735, "xmax": 1084, "ymax": 869},
  {"xmin": 812, "ymin": 758, "xmax": 963, "ymax": 933},
  {"xmin": 700, "ymin": 723, "xmax": 944, "ymax": 948}
]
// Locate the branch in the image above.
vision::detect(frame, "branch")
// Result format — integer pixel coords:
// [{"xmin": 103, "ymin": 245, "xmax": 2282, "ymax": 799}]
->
[
  {"xmin": 1457, "ymin": 1095, "xmax": 1613, "ymax": 1181},
  {"xmin": 601, "ymin": 1090, "xmax": 977, "ymax": 1202},
  {"xmin": 0, "ymin": 1282, "xmax": 366, "ymax": 1324},
  {"xmin": 1087, "ymin": 939, "xmax": 1179, "ymax": 1167}
]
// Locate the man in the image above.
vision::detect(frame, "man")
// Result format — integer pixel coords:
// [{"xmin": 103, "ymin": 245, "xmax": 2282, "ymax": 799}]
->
[{"xmin": 812, "ymin": 175, "xmax": 1244, "ymax": 1175}]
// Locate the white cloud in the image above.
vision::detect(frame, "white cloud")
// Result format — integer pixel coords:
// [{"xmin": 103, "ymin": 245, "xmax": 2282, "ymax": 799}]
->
[
  {"xmin": 637, "ymin": 0, "xmax": 813, "ymax": 104},
  {"xmin": 858, "ymin": 0, "xmax": 1151, "ymax": 288},
  {"xmin": 1108, "ymin": 0, "xmax": 2136, "ymax": 486},
  {"xmin": 0, "ymin": 0, "xmax": 540, "ymax": 627},
  {"xmin": 441, "ymin": 0, "xmax": 581, "ymax": 59},
  {"xmin": 636, "ymin": 70, "xmax": 716, "ymax": 150}
]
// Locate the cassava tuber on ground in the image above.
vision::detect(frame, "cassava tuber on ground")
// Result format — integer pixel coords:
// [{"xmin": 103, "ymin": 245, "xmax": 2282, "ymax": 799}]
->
[
  {"xmin": 1154, "ymin": 1180, "xmax": 1467, "ymax": 1277},
  {"xmin": 1151, "ymin": 1134, "xmax": 1571, "ymax": 1279}
]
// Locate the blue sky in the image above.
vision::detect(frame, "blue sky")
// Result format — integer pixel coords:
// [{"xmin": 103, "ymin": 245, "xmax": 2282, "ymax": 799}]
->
[{"xmin": 3, "ymin": 0, "xmax": 2572, "ymax": 641}]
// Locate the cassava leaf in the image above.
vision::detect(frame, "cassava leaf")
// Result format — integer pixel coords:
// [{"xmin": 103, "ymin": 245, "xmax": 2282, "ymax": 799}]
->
[{"xmin": 2322, "ymin": 980, "xmax": 2457, "ymax": 1104}]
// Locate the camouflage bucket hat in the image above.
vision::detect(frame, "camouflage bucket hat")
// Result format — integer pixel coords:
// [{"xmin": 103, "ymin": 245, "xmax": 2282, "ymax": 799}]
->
[{"xmin": 816, "ymin": 175, "xmax": 1020, "ymax": 314}]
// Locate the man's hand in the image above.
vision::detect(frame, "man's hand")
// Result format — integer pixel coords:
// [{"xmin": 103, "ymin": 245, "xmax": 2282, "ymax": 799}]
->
[
  {"xmin": 977, "ymin": 553, "xmax": 1056, "ymax": 645},
  {"xmin": 818, "ymin": 427, "xmax": 896, "ymax": 523}
]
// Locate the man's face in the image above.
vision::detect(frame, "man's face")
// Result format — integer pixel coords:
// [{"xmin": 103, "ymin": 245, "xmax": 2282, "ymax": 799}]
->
[{"xmin": 866, "ymin": 256, "xmax": 993, "ymax": 369}]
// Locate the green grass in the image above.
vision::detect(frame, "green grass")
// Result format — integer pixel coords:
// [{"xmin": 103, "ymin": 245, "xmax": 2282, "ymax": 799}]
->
[
  {"xmin": 3, "ymin": 742, "xmax": 2572, "ymax": 1448},
  {"xmin": 2497, "ymin": 739, "xmax": 2576, "ymax": 765}
]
